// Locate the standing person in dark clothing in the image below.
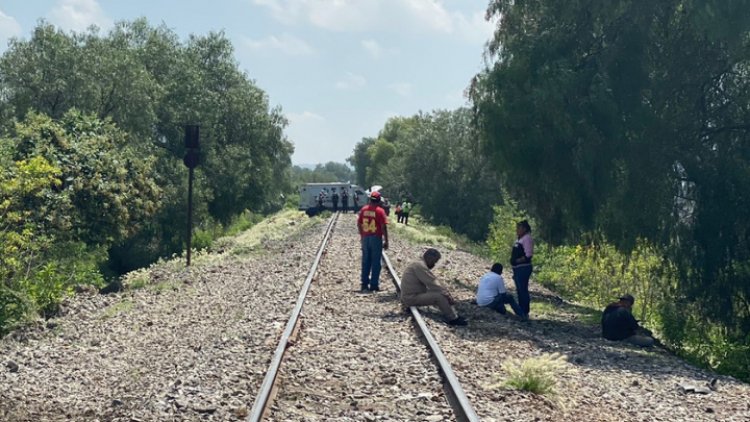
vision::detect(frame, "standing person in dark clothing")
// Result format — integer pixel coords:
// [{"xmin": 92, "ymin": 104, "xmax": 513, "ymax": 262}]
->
[
  {"xmin": 331, "ymin": 189, "xmax": 340, "ymax": 212},
  {"xmin": 317, "ymin": 191, "xmax": 325, "ymax": 211},
  {"xmin": 358, "ymin": 191, "xmax": 389, "ymax": 292},
  {"xmin": 341, "ymin": 188, "xmax": 349, "ymax": 213},
  {"xmin": 352, "ymin": 191, "xmax": 360, "ymax": 211},
  {"xmin": 601, "ymin": 294, "xmax": 655, "ymax": 347},
  {"xmin": 510, "ymin": 220, "xmax": 533, "ymax": 316}
]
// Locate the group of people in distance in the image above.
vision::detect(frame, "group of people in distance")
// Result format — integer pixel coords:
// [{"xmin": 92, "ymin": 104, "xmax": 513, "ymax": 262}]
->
[
  {"xmin": 317, "ymin": 187, "xmax": 358, "ymax": 213},
  {"xmin": 355, "ymin": 191, "xmax": 656, "ymax": 345},
  {"xmin": 393, "ymin": 201, "xmax": 412, "ymax": 224}
]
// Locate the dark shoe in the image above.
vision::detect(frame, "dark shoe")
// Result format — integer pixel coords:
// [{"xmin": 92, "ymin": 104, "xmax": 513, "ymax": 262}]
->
[
  {"xmin": 447, "ymin": 316, "xmax": 468, "ymax": 326},
  {"xmin": 369, "ymin": 286, "xmax": 380, "ymax": 292},
  {"xmin": 360, "ymin": 286, "xmax": 370, "ymax": 293}
]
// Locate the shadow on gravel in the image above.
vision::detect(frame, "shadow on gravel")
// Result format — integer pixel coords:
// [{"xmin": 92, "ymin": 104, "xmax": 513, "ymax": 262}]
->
[{"xmin": 446, "ymin": 295, "xmax": 691, "ymax": 380}]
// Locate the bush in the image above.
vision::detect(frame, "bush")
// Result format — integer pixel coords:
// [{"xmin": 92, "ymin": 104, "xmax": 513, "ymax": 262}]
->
[
  {"xmin": 0, "ymin": 285, "xmax": 34, "ymax": 336},
  {"xmin": 498, "ymin": 353, "xmax": 568, "ymax": 396}
]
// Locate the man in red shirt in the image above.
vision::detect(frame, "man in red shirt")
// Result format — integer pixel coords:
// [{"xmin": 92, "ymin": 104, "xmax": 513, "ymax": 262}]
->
[{"xmin": 357, "ymin": 191, "xmax": 389, "ymax": 292}]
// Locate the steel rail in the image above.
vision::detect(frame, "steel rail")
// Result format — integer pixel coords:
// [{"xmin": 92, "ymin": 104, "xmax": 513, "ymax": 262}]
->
[
  {"xmin": 247, "ymin": 212, "xmax": 338, "ymax": 422},
  {"xmin": 382, "ymin": 252, "xmax": 480, "ymax": 422}
]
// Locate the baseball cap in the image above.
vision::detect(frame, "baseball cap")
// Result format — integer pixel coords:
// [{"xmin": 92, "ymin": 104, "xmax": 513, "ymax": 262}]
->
[{"xmin": 370, "ymin": 191, "xmax": 381, "ymax": 200}]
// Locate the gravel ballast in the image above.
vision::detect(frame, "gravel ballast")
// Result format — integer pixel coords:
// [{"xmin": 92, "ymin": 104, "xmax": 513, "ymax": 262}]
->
[
  {"xmin": 269, "ymin": 214, "xmax": 454, "ymax": 421},
  {"xmin": 3, "ymin": 210, "xmax": 750, "ymax": 422},
  {"xmin": 0, "ymin": 214, "xmax": 328, "ymax": 421},
  {"xmin": 385, "ymin": 232, "xmax": 750, "ymax": 422}
]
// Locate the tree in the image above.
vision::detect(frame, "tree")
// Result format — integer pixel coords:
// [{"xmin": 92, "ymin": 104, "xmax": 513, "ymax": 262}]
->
[
  {"xmin": 472, "ymin": 0, "xmax": 750, "ymax": 356},
  {"xmin": 349, "ymin": 109, "xmax": 501, "ymax": 240},
  {"xmin": 0, "ymin": 20, "xmax": 294, "ymax": 271}
]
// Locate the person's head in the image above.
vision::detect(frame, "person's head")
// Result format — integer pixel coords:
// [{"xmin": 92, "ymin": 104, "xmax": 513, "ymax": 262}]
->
[
  {"xmin": 490, "ymin": 263, "xmax": 503, "ymax": 275},
  {"xmin": 423, "ymin": 248, "xmax": 441, "ymax": 269},
  {"xmin": 369, "ymin": 191, "xmax": 381, "ymax": 204},
  {"xmin": 516, "ymin": 220, "xmax": 532, "ymax": 238},
  {"xmin": 618, "ymin": 294, "xmax": 635, "ymax": 308}
]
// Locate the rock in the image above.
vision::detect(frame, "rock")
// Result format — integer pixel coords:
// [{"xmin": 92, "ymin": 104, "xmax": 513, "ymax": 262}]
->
[
  {"xmin": 46, "ymin": 320, "xmax": 58, "ymax": 330},
  {"xmin": 192, "ymin": 405, "xmax": 217, "ymax": 414},
  {"xmin": 679, "ymin": 384, "xmax": 712, "ymax": 394},
  {"xmin": 234, "ymin": 406, "xmax": 248, "ymax": 417},
  {"xmin": 425, "ymin": 415, "xmax": 443, "ymax": 421},
  {"xmin": 705, "ymin": 407, "xmax": 715, "ymax": 413},
  {"xmin": 112, "ymin": 399, "xmax": 124, "ymax": 406},
  {"xmin": 6, "ymin": 360, "xmax": 19, "ymax": 373}
]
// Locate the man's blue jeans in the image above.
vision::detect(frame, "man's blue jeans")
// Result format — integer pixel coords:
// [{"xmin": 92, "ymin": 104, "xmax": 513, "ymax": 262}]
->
[
  {"xmin": 361, "ymin": 236, "xmax": 383, "ymax": 289},
  {"xmin": 513, "ymin": 265, "xmax": 532, "ymax": 315},
  {"xmin": 487, "ymin": 293, "xmax": 525, "ymax": 317}
]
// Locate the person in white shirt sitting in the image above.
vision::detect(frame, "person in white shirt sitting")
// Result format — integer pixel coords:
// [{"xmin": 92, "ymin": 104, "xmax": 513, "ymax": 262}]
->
[{"xmin": 476, "ymin": 263, "xmax": 527, "ymax": 320}]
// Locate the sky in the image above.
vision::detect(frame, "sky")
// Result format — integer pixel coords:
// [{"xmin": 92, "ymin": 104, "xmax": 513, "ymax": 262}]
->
[{"xmin": 0, "ymin": 0, "xmax": 495, "ymax": 165}]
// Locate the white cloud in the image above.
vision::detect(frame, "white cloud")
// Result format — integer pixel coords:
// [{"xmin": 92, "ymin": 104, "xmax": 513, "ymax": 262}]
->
[
  {"xmin": 287, "ymin": 111, "xmax": 325, "ymax": 123},
  {"xmin": 361, "ymin": 39, "xmax": 400, "ymax": 59},
  {"xmin": 388, "ymin": 82, "xmax": 413, "ymax": 97},
  {"xmin": 252, "ymin": 0, "xmax": 493, "ymax": 41},
  {"xmin": 335, "ymin": 72, "xmax": 366, "ymax": 91},
  {"xmin": 361, "ymin": 40, "xmax": 383, "ymax": 58},
  {"xmin": 0, "ymin": 9, "xmax": 22, "ymax": 48},
  {"xmin": 243, "ymin": 33, "xmax": 315, "ymax": 56},
  {"xmin": 48, "ymin": 0, "xmax": 112, "ymax": 32}
]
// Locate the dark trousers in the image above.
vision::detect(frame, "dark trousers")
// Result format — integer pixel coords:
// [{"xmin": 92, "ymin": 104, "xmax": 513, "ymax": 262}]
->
[
  {"xmin": 487, "ymin": 293, "xmax": 524, "ymax": 316},
  {"xmin": 402, "ymin": 213, "xmax": 409, "ymax": 225},
  {"xmin": 332, "ymin": 201, "xmax": 338, "ymax": 212},
  {"xmin": 512, "ymin": 265, "xmax": 532, "ymax": 315},
  {"xmin": 342, "ymin": 199, "xmax": 348, "ymax": 212},
  {"xmin": 361, "ymin": 236, "xmax": 383, "ymax": 289}
]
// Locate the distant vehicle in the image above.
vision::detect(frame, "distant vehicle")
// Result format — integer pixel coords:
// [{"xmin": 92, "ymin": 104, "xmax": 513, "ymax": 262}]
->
[{"xmin": 299, "ymin": 182, "xmax": 365, "ymax": 216}]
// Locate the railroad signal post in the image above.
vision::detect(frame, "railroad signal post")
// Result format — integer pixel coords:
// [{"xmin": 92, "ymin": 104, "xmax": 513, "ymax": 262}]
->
[{"xmin": 183, "ymin": 125, "xmax": 200, "ymax": 267}]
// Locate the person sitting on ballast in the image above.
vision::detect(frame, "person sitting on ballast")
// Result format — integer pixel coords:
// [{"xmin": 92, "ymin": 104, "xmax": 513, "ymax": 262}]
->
[
  {"xmin": 476, "ymin": 263, "xmax": 527, "ymax": 320},
  {"xmin": 601, "ymin": 294, "xmax": 654, "ymax": 347},
  {"xmin": 400, "ymin": 248, "xmax": 467, "ymax": 326}
]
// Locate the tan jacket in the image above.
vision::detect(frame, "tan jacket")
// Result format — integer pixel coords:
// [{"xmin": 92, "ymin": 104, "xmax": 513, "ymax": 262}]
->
[{"xmin": 400, "ymin": 259, "xmax": 449, "ymax": 298}]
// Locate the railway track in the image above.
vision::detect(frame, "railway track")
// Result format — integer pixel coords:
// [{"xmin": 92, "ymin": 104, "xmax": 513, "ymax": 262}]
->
[{"xmin": 248, "ymin": 212, "xmax": 479, "ymax": 421}]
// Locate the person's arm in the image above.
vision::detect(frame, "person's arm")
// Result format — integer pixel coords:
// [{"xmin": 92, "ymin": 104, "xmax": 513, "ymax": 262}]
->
[
  {"xmin": 379, "ymin": 208, "xmax": 389, "ymax": 249},
  {"xmin": 357, "ymin": 211, "xmax": 363, "ymax": 237},
  {"xmin": 624, "ymin": 311, "xmax": 639, "ymax": 335},
  {"xmin": 416, "ymin": 265, "xmax": 450, "ymax": 296}
]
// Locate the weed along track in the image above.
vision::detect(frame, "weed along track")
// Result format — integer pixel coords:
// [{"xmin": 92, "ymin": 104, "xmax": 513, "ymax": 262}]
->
[{"xmin": 252, "ymin": 213, "xmax": 477, "ymax": 421}]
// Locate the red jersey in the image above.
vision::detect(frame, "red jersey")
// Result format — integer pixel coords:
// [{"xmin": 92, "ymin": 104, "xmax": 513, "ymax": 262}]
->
[{"xmin": 358, "ymin": 204, "xmax": 388, "ymax": 237}]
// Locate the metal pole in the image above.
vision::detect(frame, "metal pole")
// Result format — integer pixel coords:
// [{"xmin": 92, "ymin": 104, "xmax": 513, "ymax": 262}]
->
[{"xmin": 187, "ymin": 166, "xmax": 194, "ymax": 267}]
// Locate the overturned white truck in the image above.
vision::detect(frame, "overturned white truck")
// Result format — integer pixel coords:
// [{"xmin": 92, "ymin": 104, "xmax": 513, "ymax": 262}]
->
[{"xmin": 298, "ymin": 182, "xmax": 367, "ymax": 216}]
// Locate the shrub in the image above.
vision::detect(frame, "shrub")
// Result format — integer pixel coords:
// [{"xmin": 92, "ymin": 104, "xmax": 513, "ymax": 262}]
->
[
  {"xmin": 499, "ymin": 353, "xmax": 568, "ymax": 396},
  {"xmin": 0, "ymin": 285, "xmax": 34, "ymax": 336}
]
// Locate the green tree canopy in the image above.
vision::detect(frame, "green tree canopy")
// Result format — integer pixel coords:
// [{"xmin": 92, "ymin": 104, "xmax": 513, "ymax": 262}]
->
[{"xmin": 472, "ymin": 0, "xmax": 750, "ymax": 340}]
